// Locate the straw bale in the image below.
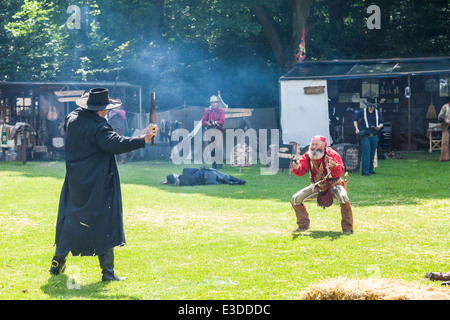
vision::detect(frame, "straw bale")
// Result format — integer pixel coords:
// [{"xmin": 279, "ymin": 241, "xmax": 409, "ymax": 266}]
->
[{"xmin": 300, "ymin": 277, "xmax": 450, "ymax": 300}]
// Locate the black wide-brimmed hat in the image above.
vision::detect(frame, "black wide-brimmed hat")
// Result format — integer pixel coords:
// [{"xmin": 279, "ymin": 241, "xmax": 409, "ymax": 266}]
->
[
  {"xmin": 166, "ymin": 173, "xmax": 180, "ymax": 186},
  {"xmin": 76, "ymin": 87, "xmax": 122, "ymax": 111},
  {"xmin": 363, "ymin": 97, "xmax": 379, "ymax": 108}
]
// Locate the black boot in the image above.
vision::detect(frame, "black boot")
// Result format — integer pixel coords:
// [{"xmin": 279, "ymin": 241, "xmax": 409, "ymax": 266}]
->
[
  {"xmin": 98, "ymin": 249, "xmax": 127, "ymax": 282},
  {"xmin": 49, "ymin": 253, "xmax": 68, "ymax": 275},
  {"xmin": 424, "ymin": 271, "xmax": 450, "ymax": 281}
]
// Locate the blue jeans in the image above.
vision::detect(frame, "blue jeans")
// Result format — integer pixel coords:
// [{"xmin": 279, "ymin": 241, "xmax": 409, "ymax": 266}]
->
[{"xmin": 360, "ymin": 134, "xmax": 378, "ymax": 175}]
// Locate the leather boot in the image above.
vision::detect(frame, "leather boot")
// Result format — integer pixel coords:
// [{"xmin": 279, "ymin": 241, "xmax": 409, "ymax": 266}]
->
[
  {"xmin": 340, "ymin": 201, "xmax": 353, "ymax": 234},
  {"xmin": 293, "ymin": 204, "xmax": 310, "ymax": 231},
  {"xmin": 98, "ymin": 248, "xmax": 127, "ymax": 281},
  {"xmin": 425, "ymin": 271, "xmax": 450, "ymax": 281},
  {"xmin": 49, "ymin": 253, "xmax": 68, "ymax": 275}
]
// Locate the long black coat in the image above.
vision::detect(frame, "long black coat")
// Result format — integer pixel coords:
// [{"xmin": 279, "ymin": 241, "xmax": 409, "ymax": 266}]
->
[{"xmin": 54, "ymin": 108, "xmax": 146, "ymax": 256}]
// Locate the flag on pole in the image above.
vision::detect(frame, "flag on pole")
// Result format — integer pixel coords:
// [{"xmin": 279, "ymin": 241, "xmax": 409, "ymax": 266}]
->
[
  {"xmin": 218, "ymin": 91, "xmax": 228, "ymax": 109},
  {"xmin": 295, "ymin": 25, "xmax": 306, "ymax": 63}
]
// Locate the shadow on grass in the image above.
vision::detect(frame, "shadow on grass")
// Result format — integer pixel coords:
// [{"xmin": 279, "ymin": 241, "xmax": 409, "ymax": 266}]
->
[
  {"xmin": 291, "ymin": 230, "xmax": 345, "ymax": 241},
  {"xmin": 41, "ymin": 274, "xmax": 140, "ymax": 300}
]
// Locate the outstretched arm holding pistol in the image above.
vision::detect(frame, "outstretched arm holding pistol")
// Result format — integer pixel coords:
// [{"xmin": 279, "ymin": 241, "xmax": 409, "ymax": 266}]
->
[{"xmin": 144, "ymin": 123, "xmax": 158, "ymax": 144}]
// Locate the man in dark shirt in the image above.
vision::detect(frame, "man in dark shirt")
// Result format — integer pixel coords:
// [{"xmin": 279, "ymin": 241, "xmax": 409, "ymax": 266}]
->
[
  {"xmin": 353, "ymin": 99, "xmax": 384, "ymax": 176},
  {"xmin": 162, "ymin": 167, "xmax": 246, "ymax": 186}
]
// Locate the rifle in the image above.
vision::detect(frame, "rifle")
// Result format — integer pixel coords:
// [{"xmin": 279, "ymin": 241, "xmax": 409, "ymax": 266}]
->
[{"xmin": 150, "ymin": 92, "xmax": 156, "ymax": 147}]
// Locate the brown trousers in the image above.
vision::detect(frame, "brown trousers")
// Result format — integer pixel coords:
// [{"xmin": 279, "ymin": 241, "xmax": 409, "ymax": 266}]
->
[
  {"xmin": 292, "ymin": 201, "xmax": 353, "ymax": 233},
  {"xmin": 440, "ymin": 124, "xmax": 450, "ymax": 161}
]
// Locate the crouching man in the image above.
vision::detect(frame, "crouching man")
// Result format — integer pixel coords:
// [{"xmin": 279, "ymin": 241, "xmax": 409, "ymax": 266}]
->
[{"xmin": 290, "ymin": 136, "xmax": 353, "ymax": 234}]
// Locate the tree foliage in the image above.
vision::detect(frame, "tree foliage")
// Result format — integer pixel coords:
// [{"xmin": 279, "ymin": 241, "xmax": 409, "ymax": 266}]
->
[{"xmin": 1, "ymin": 0, "xmax": 448, "ymax": 109}]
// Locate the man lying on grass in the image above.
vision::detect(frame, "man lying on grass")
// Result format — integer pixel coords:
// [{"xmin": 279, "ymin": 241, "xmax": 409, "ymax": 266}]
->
[{"xmin": 161, "ymin": 167, "xmax": 246, "ymax": 186}]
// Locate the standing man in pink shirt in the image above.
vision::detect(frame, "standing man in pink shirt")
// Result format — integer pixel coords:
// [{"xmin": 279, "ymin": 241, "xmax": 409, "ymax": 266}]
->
[{"xmin": 202, "ymin": 95, "xmax": 225, "ymax": 169}]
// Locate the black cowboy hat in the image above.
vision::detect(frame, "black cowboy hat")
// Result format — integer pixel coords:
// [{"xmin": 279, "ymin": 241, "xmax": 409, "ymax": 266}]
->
[
  {"xmin": 166, "ymin": 173, "xmax": 180, "ymax": 186},
  {"xmin": 76, "ymin": 87, "xmax": 122, "ymax": 111},
  {"xmin": 363, "ymin": 97, "xmax": 379, "ymax": 109}
]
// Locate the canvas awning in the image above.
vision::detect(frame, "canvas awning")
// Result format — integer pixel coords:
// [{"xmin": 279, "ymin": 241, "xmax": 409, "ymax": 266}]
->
[{"xmin": 280, "ymin": 57, "xmax": 450, "ymax": 81}]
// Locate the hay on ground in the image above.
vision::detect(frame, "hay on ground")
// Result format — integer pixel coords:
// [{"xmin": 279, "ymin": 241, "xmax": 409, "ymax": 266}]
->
[{"xmin": 301, "ymin": 277, "xmax": 450, "ymax": 300}]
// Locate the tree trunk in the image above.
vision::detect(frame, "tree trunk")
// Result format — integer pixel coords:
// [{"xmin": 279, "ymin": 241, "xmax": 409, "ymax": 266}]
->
[
  {"xmin": 150, "ymin": 0, "xmax": 165, "ymax": 38},
  {"xmin": 254, "ymin": 6, "xmax": 284, "ymax": 68},
  {"xmin": 291, "ymin": 0, "xmax": 311, "ymax": 54},
  {"xmin": 254, "ymin": 0, "xmax": 311, "ymax": 70}
]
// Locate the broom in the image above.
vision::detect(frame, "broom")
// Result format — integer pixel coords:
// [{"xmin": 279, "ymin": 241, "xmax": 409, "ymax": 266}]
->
[{"xmin": 426, "ymin": 91, "xmax": 437, "ymax": 119}]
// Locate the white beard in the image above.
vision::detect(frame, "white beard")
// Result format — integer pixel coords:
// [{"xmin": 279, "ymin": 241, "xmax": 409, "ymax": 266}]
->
[{"xmin": 309, "ymin": 147, "xmax": 325, "ymax": 159}]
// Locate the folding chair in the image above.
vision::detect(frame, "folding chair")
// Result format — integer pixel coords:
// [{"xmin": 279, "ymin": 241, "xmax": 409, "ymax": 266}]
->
[{"xmin": 427, "ymin": 123, "xmax": 442, "ymax": 153}]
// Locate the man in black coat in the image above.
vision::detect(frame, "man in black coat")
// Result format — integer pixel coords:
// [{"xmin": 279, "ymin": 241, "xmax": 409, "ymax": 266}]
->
[{"xmin": 49, "ymin": 88, "xmax": 158, "ymax": 281}]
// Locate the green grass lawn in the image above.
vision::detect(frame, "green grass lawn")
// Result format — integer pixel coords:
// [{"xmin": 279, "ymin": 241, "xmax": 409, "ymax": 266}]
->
[{"xmin": 0, "ymin": 151, "xmax": 449, "ymax": 300}]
